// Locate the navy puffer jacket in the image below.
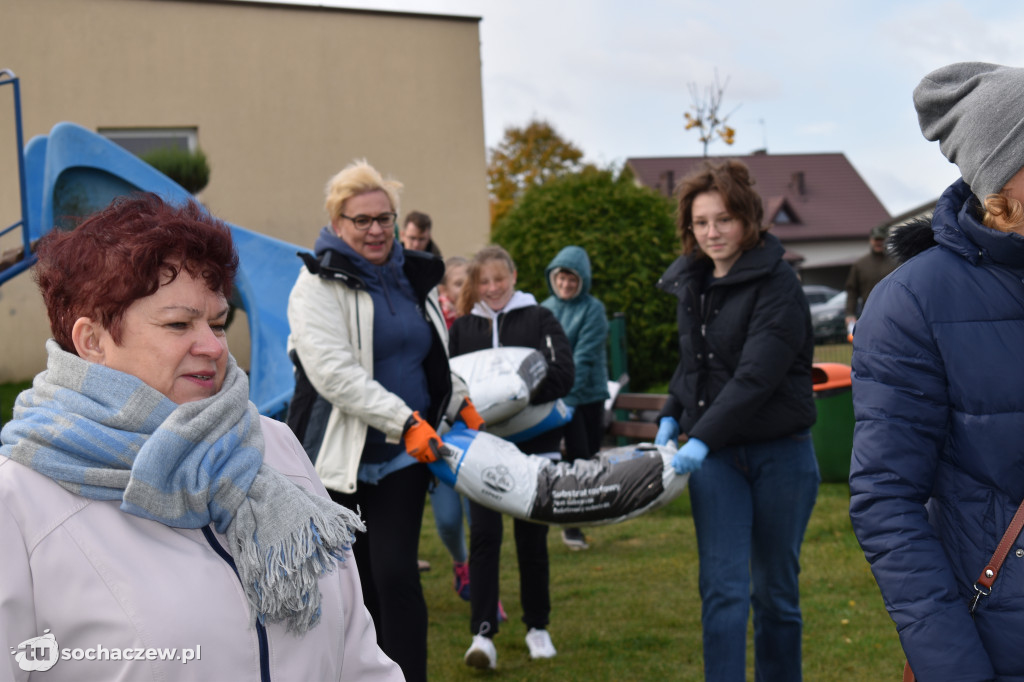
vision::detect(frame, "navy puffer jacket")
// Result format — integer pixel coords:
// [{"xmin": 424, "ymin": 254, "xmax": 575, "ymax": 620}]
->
[{"xmin": 849, "ymin": 178, "xmax": 1024, "ymax": 682}]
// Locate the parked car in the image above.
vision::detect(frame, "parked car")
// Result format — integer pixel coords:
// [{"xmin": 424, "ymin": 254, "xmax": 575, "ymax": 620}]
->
[
  {"xmin": 811, "ymin": 291, "xmax": 849, "ymax": 343},
  {"xmin": 803, "ymin": 284, "xmax": 841, "ymax": 306}
]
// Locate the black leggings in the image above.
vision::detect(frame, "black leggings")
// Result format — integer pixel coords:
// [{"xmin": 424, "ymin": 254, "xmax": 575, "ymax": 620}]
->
[
  {"xmin": 465, "ymin": 431, "xmax": 560, "ymax": 638},
  {"xmin": 563, "ymin": 400, "xmax": 606, "ymax": 462},
  {"xmin": 330, "ymin": 463, "xmax": 431, "ymax": 682},
  {"xmin": 468, "ymin": 425, "xmax": 561, "ymax": 638},
  {"xmin": 468, "ymin": 500, "xmax": 551, "ymax": 637}
]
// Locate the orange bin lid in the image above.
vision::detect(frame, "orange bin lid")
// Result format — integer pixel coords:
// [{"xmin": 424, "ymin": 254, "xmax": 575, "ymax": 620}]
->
[{"xmin": 811, "ymin": 362, "xmax": 851, "ymax": 391}]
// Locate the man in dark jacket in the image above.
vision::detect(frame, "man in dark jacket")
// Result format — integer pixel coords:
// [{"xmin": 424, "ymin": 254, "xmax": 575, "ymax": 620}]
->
[
  {"xmin": 844, "ymin": 223, "xmax": 897, "ymax": 328},
  {"xmin": 401, "ymin": 210, "xmax": 443, "ymax": 258}
]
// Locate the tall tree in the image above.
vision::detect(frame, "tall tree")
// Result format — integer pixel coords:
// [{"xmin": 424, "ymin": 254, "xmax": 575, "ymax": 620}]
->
[
  {"xmin": 487, "ymin": 119, "xmax": 586, "ymax": 226},
  {"xmin": 683, "ymin": 72, "xmax": 739, "ymax": 156},
  {"xmin": 492, "ymin": 166, "xmax": 678, "ymax": 391}
]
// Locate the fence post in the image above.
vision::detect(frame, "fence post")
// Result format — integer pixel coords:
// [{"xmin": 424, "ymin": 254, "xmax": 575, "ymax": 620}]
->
[
  {"xmin": 608, "ymin": 311, "xmax": 628, "ymax": 387},
  {"xmin": 608, "ymin": 312, "xmax": 631, "ymax": 446}
]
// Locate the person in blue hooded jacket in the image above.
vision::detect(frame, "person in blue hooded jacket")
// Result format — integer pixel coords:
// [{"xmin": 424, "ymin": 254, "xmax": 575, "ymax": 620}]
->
[
  {"xmin": 541, "ymin": 245, "xmax": 610, "ymax": 550},
  {"xmin": 850, "ymin": 62, "xmax": 1024, "ymax": 682}
]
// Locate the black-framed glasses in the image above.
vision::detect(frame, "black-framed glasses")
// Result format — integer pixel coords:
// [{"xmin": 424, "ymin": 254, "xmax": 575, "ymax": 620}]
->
[{"xmin": 340, "ymin": 212, "xmax": 397, "ymax": 231}]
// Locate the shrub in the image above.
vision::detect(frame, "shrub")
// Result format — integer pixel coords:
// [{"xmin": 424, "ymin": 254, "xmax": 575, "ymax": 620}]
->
[
  {"xmin": 141, "ymin": 146, "xmax": 210, "ymax": 195},
  {"xmin": 492, "ymin": 166, "xmax": 680, "ymax": 391}
]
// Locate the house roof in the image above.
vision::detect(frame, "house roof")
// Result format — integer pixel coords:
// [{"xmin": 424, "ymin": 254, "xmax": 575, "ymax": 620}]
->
[
  {"xmin": 626, "ymin": 152, "xmax": 891, "ymax": 242},
  {"xmin": 877, "ymin": 197, "xmax": 937, "ymax": 231}
]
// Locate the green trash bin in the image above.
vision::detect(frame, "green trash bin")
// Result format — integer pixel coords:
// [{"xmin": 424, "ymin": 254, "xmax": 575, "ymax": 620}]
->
[{"xmin": 810, "ymin": 363, "xmax": 854, "ymax": 483}]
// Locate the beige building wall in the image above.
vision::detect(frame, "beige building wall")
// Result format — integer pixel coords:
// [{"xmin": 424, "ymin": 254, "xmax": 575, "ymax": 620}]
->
[{"xmin": 0, "ymin": 0, "xmax": 490, "ymax": 383}]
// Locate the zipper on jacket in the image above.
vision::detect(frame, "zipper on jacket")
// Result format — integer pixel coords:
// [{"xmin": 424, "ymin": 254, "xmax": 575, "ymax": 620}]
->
[
  {"xmin": 423, "ymin": 293, "xmax": 453, "ymax": 426},
  {"xmin": 201, "ymin": 526, "xmax": 271, "ymax": 682},
  {"xmin": 546, "ymin": 334, "xmax": 555, "ymax": 362},
  {"xmin": 429, "ymin": 298, "xmax": 453, "ymax": 426},
  {"xmin": 696, "ymin": 288, "xmax": 711, "ymax": 414},
  {"xmin": 425, "ymin": 296, "xmax": 442, "ymax": 327},
  {"xmin": 355, "ymin": 295, "xmax": 362, "ymax": 350}
]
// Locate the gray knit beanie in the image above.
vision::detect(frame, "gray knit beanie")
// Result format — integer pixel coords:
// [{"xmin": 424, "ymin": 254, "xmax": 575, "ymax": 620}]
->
[{"xmin": 913, "ymin": 62, "xmax": 1024, "ymax": 202}]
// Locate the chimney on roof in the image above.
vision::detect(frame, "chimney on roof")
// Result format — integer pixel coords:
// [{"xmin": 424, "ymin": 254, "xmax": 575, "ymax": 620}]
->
[
  {"xmin": 752, "ymin": 148, "xmax": 768, "ymax": 155},
  {"xmin": 659, "ymin": 170, "xmax": 675, "ymax": 198},
  {"xmin": 790, "ymin": 171, "xmax": 806, "ymax": 196}
]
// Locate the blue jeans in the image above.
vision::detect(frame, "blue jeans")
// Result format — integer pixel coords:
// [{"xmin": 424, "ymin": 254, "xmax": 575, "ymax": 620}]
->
[
  {"xmin": 688, "ymin": 430, "xmax": 819, "ymax": 682},
  {"xmin": 429, "ymin": 481, "xmax": 470, "ymax": 563}
]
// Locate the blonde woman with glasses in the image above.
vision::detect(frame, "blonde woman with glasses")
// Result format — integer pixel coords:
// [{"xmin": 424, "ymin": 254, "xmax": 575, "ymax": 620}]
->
[{"xmin": 286, "ymin": 159, "xmax": 475, "ymax": 682}]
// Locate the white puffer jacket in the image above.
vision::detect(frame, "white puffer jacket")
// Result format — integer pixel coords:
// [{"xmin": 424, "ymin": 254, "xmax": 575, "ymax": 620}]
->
[
  {"xmin": 0, "ymin": 417, "xmax": 402, "ymax": 682},
  {"xmin": 287, "ymin": 260, "xmax": 467, "ymax": 494}
]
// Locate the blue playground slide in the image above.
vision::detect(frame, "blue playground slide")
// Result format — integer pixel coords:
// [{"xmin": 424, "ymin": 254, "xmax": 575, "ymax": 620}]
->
[{"xmin": 5, "ymin": 121, "xmax": 308, "ymax": 418}]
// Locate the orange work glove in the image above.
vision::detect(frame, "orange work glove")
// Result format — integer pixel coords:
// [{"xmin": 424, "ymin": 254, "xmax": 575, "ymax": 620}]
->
[
  {"xmin": 403, "ymin": 411, "xmax": 443, "ymax": 463},
  {"xmin": 456, "ymin": 397, "xmax": 485, "ymax": 431}
]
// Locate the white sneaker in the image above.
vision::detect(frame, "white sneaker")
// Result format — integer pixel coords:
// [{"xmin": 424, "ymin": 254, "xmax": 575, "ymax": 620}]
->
[
  {"xmin": 464, "ymin": 634, "xmax": 496, "ymax": 669},
  {"xmin": 525, "ymin": 628, "xmax": 557, "ymax": 659}
]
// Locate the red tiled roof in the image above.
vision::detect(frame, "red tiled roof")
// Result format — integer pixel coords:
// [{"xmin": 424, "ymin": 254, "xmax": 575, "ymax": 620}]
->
[{"xmin": 626, "ymin": 152, "xmax": 890, "ymax": 242}]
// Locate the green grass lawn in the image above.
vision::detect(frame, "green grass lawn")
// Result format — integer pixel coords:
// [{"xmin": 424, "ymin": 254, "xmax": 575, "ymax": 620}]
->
[
  {"xmin": 1, "ymin": 366, "xmax": 897, "ymax": 680},
  {"xmin": 0, "ymin": 380, "xmax": 31, "ymax": 426},
  {"xmin": 814, "ymin": 342, "xmax": 853, "ymax": 366},
  {"xmin": 418, "ymin": 482, "xmax": 902, "ymax": 681}
]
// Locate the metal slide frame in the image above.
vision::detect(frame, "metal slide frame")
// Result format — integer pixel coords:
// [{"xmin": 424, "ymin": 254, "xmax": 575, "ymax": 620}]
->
[{"xmin": 0, "ymin": 69, "xmax": 35, "ymax": 285}]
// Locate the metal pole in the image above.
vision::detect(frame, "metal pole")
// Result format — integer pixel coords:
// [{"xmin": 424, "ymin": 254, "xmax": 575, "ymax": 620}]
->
[{"xmin": 0, "ymin": 69, "xmax": 30, "ymax": 256}]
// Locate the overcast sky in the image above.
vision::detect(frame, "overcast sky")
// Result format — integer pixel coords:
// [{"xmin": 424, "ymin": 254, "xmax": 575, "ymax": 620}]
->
[{"xmin": 251, "ymin": 0, "xmax": 1024, "ymax": 216}]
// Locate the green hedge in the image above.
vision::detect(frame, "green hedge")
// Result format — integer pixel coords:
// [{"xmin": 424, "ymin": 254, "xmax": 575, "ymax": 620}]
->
[
  {"xmin": 492, "ymin": 167, "xmax": 680, "ymax": 391},
  {"xmin": 141, "ymin": 146, "xmax": 210, "ymax": 195}
]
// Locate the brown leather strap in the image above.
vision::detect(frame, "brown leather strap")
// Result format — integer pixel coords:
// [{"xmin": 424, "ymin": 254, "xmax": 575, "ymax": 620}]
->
[
  {"xmin": 976, "ymin": 498, "xmax": 1024, "ymax": 589},
  {"xmin": 907, "ymin": 499, "xmax": 1024, "ymax": 678}
]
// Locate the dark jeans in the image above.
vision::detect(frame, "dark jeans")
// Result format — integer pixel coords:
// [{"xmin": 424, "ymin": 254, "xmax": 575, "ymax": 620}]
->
[
  {"xmin": 468, "ymin": 498, "xmax": 550, "ymax": 637},
  {"xmin": 688, "ymin": 430, "xmax": 820, "ymax": 682},
  {"xmin": 330, "ymin": 463, "xmax": 430, "ymax": 682}
]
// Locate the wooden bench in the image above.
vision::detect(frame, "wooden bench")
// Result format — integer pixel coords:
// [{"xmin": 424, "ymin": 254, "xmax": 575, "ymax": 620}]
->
[{"xmin": 606, "ymin": 376, "xmax": 668, "ymax": 443}]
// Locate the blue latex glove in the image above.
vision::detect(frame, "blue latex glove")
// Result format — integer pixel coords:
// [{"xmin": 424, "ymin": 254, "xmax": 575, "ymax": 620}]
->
[
  {"xmin": 654, "ymin": 416, "xmax": 679, "ymax": 446},
  {"xmin": 672, "ymin": 438, "xmax": 709, "ymax": 475}
]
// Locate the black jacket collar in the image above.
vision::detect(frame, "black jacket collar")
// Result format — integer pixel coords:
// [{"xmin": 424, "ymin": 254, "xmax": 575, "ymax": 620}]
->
[{"xmin": 298, "ymin": 248, "xmax": 444, "ymax": 300}]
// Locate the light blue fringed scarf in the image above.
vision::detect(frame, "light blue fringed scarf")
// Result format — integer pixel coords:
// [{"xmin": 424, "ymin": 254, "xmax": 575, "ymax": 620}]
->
[{"xmin": 0, "ymin": 339, "xmax": 364, "ymax": 634}]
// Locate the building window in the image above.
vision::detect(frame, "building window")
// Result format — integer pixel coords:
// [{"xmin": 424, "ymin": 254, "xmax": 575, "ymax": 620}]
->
[
  {"xmin": 774, "ymin": 208, "xmax": 794, "ymax": 224},
  {"xmin": 98, "ymin": 127, "xmax": 197, "ymax": 156}
]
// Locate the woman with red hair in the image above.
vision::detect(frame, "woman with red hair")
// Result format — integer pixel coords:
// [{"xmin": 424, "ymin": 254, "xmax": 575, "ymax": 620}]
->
[{"xmin": 0, "ymin": 193, "xmax": 401, "ymax": 681}]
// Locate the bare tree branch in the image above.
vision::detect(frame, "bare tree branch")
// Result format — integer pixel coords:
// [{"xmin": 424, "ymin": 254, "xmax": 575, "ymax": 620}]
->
[{"xmin": 684, "ymin": 71, "xmax": 740, "ymax": 156}]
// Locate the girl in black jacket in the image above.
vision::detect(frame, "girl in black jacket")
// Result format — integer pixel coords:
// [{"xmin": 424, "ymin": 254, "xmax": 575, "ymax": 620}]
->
[
  {"xmin": 654, "ymin": 160, "xmax": 818, "ymax": 682},
  {"xmin": 449, "ymin": 245, "xmax": 574, "ymax": 670}
]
